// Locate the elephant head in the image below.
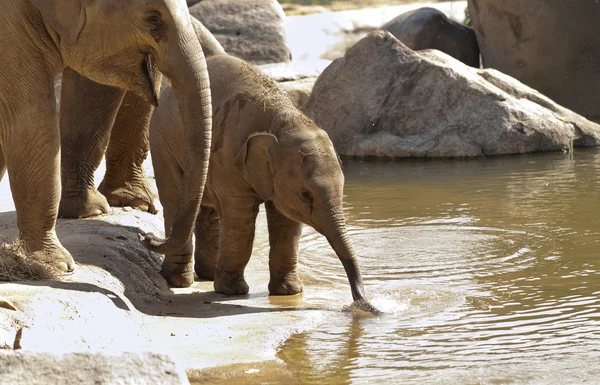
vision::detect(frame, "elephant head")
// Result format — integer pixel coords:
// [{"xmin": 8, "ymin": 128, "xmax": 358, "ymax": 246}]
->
[
  {"xmin": 234, "ymin": 117, "xmax": 375, "ymax": 310},
  {"xmin": 32, "ymin": 0, "xmax": 211, "ymax": 251}
]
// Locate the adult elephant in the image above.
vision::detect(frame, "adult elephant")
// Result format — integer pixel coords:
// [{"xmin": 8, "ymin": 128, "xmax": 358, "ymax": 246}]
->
[
  {"xmin": 0, "ymin": 0, "xmax": 212, "ymax": 272},
  {"xmin": 467, "ymin": 0, "xmax": 600, "ymax": 120},
  {"xmin": 59, "ymin": 17, "xmax": 224, "ymax": 218}
]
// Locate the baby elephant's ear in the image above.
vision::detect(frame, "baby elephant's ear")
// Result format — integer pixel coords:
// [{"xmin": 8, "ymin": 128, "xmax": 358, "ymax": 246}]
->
[
  {"xmin": 31, "ymin": 0, "xmax": 85, "ymax": 47},
  {"xmin": 234, "ymin": 132, "xmax": 278, "ymax": 201}
]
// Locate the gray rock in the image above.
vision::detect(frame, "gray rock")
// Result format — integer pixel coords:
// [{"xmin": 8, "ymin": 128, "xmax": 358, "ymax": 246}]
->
[
  {"xmin": 468, "ymin": 0, "xmax": 600, "ymax": 120},
  {"xmin": 382, "ymin": 7, "xmax": 479, "ymax": 67},
  {"xmin": 280, "ymin": 78, "xmax": 316, "ymax": 109},
  {"xmin": 257, "ymin": 62, "xmax": 324, "ymax": 109},
  {"xmin": 304, "ymin": 31, "xmax": 600, "ymax": 158},
  {"xmin": 0, "ymin": 351, "xmax": 189, "ymax": 385},
  {"xmin": 191, "ymin": 16, "xmax": 226, "ymax": 58},
  {"xmin": 190, "ymin": 0, "xmax": 291, "ymax": 64}
]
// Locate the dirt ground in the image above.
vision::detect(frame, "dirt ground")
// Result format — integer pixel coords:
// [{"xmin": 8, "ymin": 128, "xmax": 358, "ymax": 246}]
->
[{"xmin": 282, "ymin": 0, "xmax": 452, "ymax": 15}]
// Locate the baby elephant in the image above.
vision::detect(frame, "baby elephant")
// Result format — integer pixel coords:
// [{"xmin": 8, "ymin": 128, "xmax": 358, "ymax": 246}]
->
[{"xmin": 145, "ymin": 54, "xmax": 371, "ymax": 307}]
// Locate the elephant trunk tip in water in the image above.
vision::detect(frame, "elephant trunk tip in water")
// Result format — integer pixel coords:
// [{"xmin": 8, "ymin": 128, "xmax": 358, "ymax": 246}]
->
[{"xmin": 347, "ymin": 299, "xmax": 383, "ymax": 315}]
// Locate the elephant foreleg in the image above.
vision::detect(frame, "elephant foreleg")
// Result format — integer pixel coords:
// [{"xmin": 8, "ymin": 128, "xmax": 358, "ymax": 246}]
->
[
  {"xmin": 98, "ymin": 91, "xmax": 157, "ymax": 214},
  {"xmin": 194, "ymin": 206, "xmax": 220, "ymax": 281},
  {"xmin": 7, "ymin": 95, "xmax": 74, "ymax": 271},
  {"xmin": 265, "ymin": 201, "xmax": 304, "ymax": 295},
  {"xmin": 214, "ymin": 198, "xmax": 260, "ymax": 295},
  {"xmin": 59, "ymin": 68, "xmax": 125, "ymax": 218}
]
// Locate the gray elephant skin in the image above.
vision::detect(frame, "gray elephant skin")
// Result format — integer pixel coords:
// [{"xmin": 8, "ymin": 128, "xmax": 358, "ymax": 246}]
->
[
  {"xmin": 468, "ymin": 0, "xmax": 600, "ymax": 120},
  {"xmin": 143, "ymin": 54, "xmax": 373, "ymax": 309},
  {"xmin": 59, "ymin": 17, "xmax": 224, "ymax": 220},
  {"xmin": 382, "ymin": 7, "xmax": 480, "ymax": 67},
  {"xmin": 0, "ymin": 0, "xmax": 212, "ymax": 272}
]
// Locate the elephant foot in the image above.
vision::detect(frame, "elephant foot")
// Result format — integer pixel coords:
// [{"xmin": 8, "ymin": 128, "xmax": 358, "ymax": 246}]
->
[
  {"xmin": 194, "ymin": 260, "xmax": 216, "ymax": 281},
  {"xmin": 268, "ymin": 273, "xmax": 303, "ymax": 296},
  {"xmin": 59, "ymin": 187, "xmax": 109, "ymax": 218},
  {"xmin": 98, "ymin": 179, "xmax": 157, "ymax": 214},
  {"xmin": 214, "ymin": 272, "xmax": 249, "ymax": 295},
  {"xmin": 27, "ymin": 243, "xmax": 76, "ymax": 273},
  {"xmin": 161, "ymin": 258, "xmax": 194, "ymax": 288}
]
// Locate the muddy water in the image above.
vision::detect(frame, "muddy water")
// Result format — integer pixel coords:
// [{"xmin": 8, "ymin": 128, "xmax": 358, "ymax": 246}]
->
[{"xmin": 271, "ymin": 149, "xmax": 600, "ymax": 384}]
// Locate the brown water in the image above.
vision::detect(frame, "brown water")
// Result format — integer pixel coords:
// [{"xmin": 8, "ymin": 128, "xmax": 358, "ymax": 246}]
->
[{"xmin": 273, "ymin": 149, "xmax": 600, "ymax": 384}]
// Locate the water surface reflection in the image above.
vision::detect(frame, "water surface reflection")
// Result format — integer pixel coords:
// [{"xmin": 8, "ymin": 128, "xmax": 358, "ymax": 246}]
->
[{"xmin": 277, "ymin": 149, "xmax": 600, "ymax": 384}]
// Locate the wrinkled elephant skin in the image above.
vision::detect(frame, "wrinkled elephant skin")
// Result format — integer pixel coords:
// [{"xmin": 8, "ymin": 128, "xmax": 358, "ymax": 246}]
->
[
  {"xmin": 59, "ymin": 16, "xmax": 225, "ymax": 220},
  {"xmin": 0, "ymin": 0, "xmax": 212, "ymax": 272},
  {"xmin": 147, "ymin": 55, "xmax": 372, "ymax": 308}
]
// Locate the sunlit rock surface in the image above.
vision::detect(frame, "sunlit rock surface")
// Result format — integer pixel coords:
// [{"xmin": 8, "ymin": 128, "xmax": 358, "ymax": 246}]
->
[
  {"xmin": 468, "ymin": 0, "xmax": 600, "ymax": 120},
  {"xmin": 0, "ymin": 351, "xmax": 189, "ymax": 385},
  {"xmin": 190, "ymin": 0, "xmax": 291, "ymax": 64},
  {"xmin": 305, "ymin": 31, "xmax": 600, "ymax": 158}
]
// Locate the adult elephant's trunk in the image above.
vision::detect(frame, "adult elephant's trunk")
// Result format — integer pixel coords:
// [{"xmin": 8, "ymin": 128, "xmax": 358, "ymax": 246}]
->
[
  {"xmin": 140, "ymin": 23, "xmax": 211, "ymax": 255},
  {"xmin": 318, "ymin": 199, "xmax": 367, "ymax": 303}
]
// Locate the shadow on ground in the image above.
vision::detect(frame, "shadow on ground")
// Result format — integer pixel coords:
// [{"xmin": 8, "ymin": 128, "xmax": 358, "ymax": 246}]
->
[{"xmin": 0, "ymin": 210, "xmax": 321, "ymax": 320}]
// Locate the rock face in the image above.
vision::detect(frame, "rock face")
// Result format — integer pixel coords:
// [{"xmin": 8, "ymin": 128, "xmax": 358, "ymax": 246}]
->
[
  {"xmin": 304, "ymin": 31, "xmax": 600, "ymax": 158},
  {"xmin": 0, "ymin": 351, "xmax": 190, "ymax": 385},
  {"xmin": 258, "ymin": 61, "xmax": 327, "ymax": 109},
  {"xmin": 382, "ymin": 7, "xmax": 480, "ymax": 67},
  {"xmin": 190, "ymin": 0, "xmax": 291, "ymax": 64},
  {"xmin": 467, "ymin": 0, "xmax": 600, "ymax": 120}
]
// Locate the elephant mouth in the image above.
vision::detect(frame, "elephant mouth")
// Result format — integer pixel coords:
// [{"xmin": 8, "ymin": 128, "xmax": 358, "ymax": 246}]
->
[{"xmin": 144, "ymin": 53, "xmax": 159, "ymax": 107}]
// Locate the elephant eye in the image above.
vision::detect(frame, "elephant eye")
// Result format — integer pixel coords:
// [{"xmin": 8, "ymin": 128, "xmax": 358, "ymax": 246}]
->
[
  {"xmin": 145, "ymin": 11, "xmax": 165, "ymax": 42},
  {"xmin": 145, "ymin": 11, "xmax": 162, "ymax": 25},
  {"xmin": 300, "ymin": 190, "xmax": 313, "ymax": 203}
]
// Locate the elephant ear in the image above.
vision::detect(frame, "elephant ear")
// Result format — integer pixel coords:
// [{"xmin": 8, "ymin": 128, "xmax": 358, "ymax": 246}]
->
[
  {"xmin": 234, "ymin": 133, "xmax": 278, "ymax": 201},
  {"xmin": 31, "ymin": 0, "xmax": 85, "ymax": 47}
]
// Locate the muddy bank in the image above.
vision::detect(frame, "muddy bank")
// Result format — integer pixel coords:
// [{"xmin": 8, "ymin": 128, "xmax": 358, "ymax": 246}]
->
[{"xmin": 0, "ymin": 159, "xmax": 341, "ymax": 380}]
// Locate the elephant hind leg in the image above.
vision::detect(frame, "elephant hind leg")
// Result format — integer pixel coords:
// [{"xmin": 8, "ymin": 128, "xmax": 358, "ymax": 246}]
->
[
  {"xmin": 194, "ymin": 206, "xmax": 220, "ymax": 281},
  {"xmin": 98, "ymin": 91, "xmax": 157, "ymax": 214},
  {"xmin": 59, "ymin": 68, "xmax": 124, "ymax": 218},
  {"xmin": 266, "ymin": 201, "xmax": 303, "ymax": 296}
]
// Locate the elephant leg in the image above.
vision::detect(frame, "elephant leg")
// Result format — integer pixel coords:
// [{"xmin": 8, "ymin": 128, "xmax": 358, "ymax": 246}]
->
[
  {"xmin": 214, "ymin": 199, "xmax": 260, "ymax": 295},
  {"xmin": 6, "ymin": 104, "xmax": 74, "ymax": 272},
  {"xmin": 59, "ymin": 68, "xmax": 125, "ymax": 218},
  {"xmin": 194, "ymin": 206, "xmax": 220, "ymax": 281},
  {"xmin": 98, "ymin": 91, "xmax": 157, "ymax": 214},
  {"xmin": 0, "ymin": 143, "xmax": 6, "ymax": 182},
  {"xmin": 265, "ymin": 201, "xmax": 304, "ymax": 295},
  {"xmin": 152, "ymin": 138, "xmax": 194, "ymax": 287}
]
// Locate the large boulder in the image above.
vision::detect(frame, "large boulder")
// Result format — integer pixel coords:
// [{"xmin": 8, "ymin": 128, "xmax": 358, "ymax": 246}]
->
[
  {"xmin": 304, "ymin": 31, "xmax": 600, "ymax": 158},
  {"xmin": 467, "ymin": 0, "xmax": 600, "ymax": 120},
  {"xmin": 190, "ymin": 0, "xmax": 291, "ymax": 64},
  {"xmin": 0, "ymin": 351, "xmax": 189, "ymax": 385},
  {"xmin": 258, "ymin": 61, "xmax": 329, "ymax": 109},
  {"xmin": 382, "ymin": 7, "xmax": 480, "ymax": 67}
]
